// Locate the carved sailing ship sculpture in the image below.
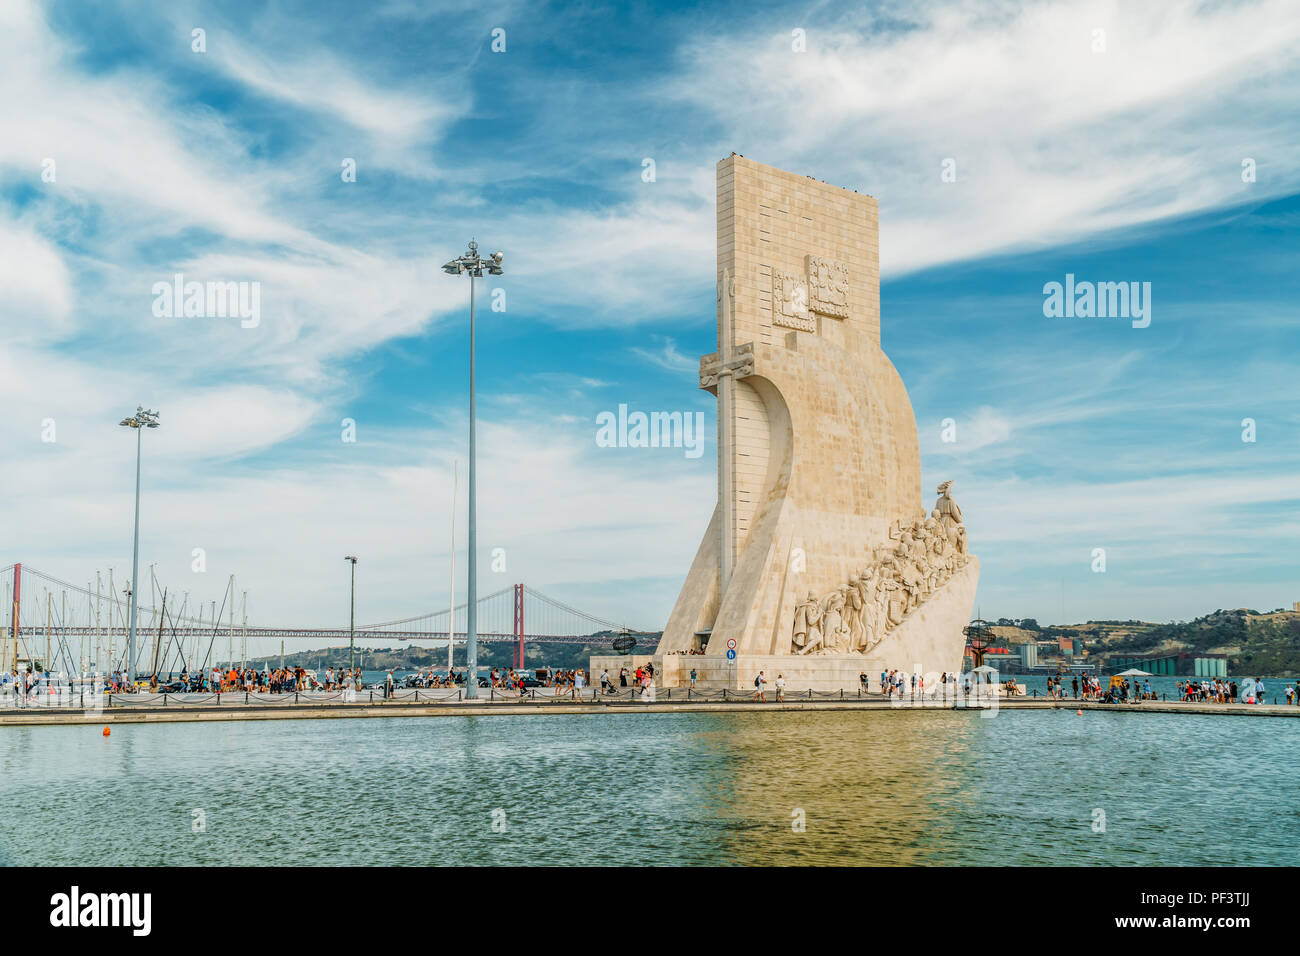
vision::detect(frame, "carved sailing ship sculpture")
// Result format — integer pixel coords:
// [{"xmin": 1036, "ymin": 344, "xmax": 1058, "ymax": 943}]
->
[
  {"xmin": 656, "ymin": 156, "xmax": 981, "ymax": 689},
  {"xmin": 791, "ymin": 482, "xmax": 971, "ymax": 656}
]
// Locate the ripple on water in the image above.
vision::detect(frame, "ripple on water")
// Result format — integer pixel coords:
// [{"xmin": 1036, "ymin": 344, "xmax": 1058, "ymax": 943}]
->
[{"xmin": 1, "ymin": 709, "xmax": 1296, "ymax": 866}]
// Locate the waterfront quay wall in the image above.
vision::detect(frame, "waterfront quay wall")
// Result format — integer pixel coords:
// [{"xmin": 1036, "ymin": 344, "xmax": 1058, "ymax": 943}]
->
[{"xmin": 1, "ymin": 694, "xmax": 1297, "ymax": 727}]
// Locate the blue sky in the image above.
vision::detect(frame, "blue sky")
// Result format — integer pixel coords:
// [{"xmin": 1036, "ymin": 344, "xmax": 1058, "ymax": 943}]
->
[{"xmin": 3, "ymin": 0, "xmax": 1299, "ymax": 636}]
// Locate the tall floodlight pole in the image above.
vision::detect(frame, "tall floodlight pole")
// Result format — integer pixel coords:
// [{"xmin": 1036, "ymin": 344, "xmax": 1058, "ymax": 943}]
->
[
  {"xmin": 442, "ymin": 240, "xmax": 503, "ymax": 699},
  {"xmin": 118, "ymin": 406, "xmax": 160, "ymax": 686},
  {"xmin": 344, "ymin": 556, "xmax": 358, "ymax": 674},
  {"xmin": 448, "ymin": 459, "xmax": 457, "ymax": 672}
]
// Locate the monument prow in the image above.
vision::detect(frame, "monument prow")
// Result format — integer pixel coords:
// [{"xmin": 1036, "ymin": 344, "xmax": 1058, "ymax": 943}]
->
[{"xmin": 658, "ymin": 155, "xmax": 979, "ymax": 690}]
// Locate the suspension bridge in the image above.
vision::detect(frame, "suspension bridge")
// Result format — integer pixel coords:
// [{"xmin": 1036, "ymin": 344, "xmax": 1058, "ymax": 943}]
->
[{"xmin": 0, "ymin": 563, "xmax": 654, "ymax": 677}]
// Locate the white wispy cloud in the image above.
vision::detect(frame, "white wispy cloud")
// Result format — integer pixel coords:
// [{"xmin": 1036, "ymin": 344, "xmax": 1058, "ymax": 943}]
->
[
  {"xmin": 669, "ymin": 0, "xmax": 1300, "ymax": 275},
  {"xmin": 5, "ymin": 0, "xmax": 1299, "ymax": 633},
  {"xmin": 0, "ymin": 220, "xmax": 74, "ymax": 340},
  {"xmin": 631, "ymin": 337, "xmax": 699, "ymax": 374}
]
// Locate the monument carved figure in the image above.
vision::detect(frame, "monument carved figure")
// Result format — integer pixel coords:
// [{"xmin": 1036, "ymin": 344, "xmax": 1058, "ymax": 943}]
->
[
  {"xmin": 657, "ymin": 155, "xmax": 980, "ymax": 690},
  {"xmin": 792, "ymin": 592, "xmax": 822, "ymax": 655},
  {"xmin": 781, "ymin": 482, "xmax": 973, "ymax": 655}
]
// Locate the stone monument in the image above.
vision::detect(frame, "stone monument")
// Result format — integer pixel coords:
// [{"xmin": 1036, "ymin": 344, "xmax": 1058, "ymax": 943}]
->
[{"xmin": 655, "ymin": 155, "xmax": 980, "ymax": 691}]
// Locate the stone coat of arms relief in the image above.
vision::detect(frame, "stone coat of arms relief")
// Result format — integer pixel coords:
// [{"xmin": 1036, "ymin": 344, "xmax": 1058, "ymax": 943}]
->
[{"xmin": 772, "ymin": 255, "xmax": 850, "ymax": 332}]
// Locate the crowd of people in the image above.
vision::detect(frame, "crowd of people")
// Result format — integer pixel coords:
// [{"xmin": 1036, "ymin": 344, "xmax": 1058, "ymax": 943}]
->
[
  {"xmin": 875, "ymin": 668, "xmax": 963, "ymax": 698},
  {"xmin": 595, "ymin": 663, "xmax": 655, "ymax": 698},
  {"xmin": 185, "ymin": 665, "xmax": 347, "ymax": 694},
  {"xmin": 8, "ymin": 659, "xmax": 1297, "ymax": 708},
  {"xmin": 1027, "ymin": 674, "xmax": 1288, "ymax": 705},
  {"xmin": 150, "ymin": 665, "xmax": 357, "ymax": 694},
  {"xmin": 399, "ymin": 668, "xmax": 483, "ymax": 689},
  {"xmin": 1046, "ymin": 674, "xmax": 1149, "ymax": 701},
  {"xmin": 401, "ymin": 666, "xmax": 597, "ymax": 695},
  {"xmin": 1174, "ymin": 678, "xmax": 1278, "ymax": 704}
]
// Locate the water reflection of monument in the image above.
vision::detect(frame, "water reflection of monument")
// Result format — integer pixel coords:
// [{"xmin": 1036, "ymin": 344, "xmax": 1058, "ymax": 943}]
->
[
  {"xmin": 657, "ymin": 156, "xmax": 979, "ymax": 690},
  {"xmin": 683, "ymin": 711, "xmax": 982, "ymax": 865}
]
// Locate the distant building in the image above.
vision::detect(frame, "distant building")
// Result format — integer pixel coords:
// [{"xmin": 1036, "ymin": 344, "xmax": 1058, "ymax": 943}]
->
[
  {"xmin": 1020, "ymin": 643, "xmax": 1038, "ymax": 668},
  {"xmin": 1109, "ymin": 652, "xmax": 1228, "ymax": 677}
]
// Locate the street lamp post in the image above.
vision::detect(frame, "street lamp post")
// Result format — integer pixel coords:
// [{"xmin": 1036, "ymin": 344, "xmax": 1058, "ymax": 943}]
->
[
  {"xmin": 344, "ymin": 556, "xmax": 358, "ymax": 675},
  {"xmin": 118, "ymin": 406, "xmax": 159, "ymax": 687},
  {"xmin": 442, "ymin": 240, "xmax": 503, "ymax": 699}
]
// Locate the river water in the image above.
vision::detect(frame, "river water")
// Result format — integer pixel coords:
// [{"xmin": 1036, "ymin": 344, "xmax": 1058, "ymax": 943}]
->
[{"xmin": 1, "ymin": 709, "xmax": 1295, "ymax": 866}]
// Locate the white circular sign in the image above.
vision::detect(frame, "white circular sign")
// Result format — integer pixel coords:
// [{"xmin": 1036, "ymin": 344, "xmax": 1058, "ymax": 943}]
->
[{"xmin": 726, "ymin": 638, "xmax": 737, "ymax": 650}]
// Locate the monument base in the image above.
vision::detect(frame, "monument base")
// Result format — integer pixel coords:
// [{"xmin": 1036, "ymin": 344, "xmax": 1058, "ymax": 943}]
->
[
  {"xmin": 657, "ymin": 653, "xmax": 883, "ymax": 692},
  {"xmin": 654, "ymin": 558, "xmax": 979, "ymax": 692}
]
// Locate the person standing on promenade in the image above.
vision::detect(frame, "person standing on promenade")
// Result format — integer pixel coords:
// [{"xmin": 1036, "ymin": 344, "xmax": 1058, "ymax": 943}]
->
[
  {"xmin": 775, "ymin": 674, "xmax": 785, "ymax": 702},
  {"xmin": 1072, "ymin": 676, "xmax": 1079, "ymax": 698},
  {"xmin": 689, "ymin": 667, "xmax": 697, "ymax": 691},
  {"xmin": 574, "ymin": 669, "xmax": 585, "ymax": 699},
  {"xmin": 384, "ymin": 669, "xmax": 394, "ymax": 699},
  {"xmin": 753, "ymin": 671, "xmax": 767, "ymax": 702}
]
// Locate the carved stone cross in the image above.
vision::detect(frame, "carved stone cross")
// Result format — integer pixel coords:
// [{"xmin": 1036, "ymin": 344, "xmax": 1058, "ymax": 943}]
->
[{"xmin": 698, "ymin": 268, "xmax": 753, "ymax": 590}]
